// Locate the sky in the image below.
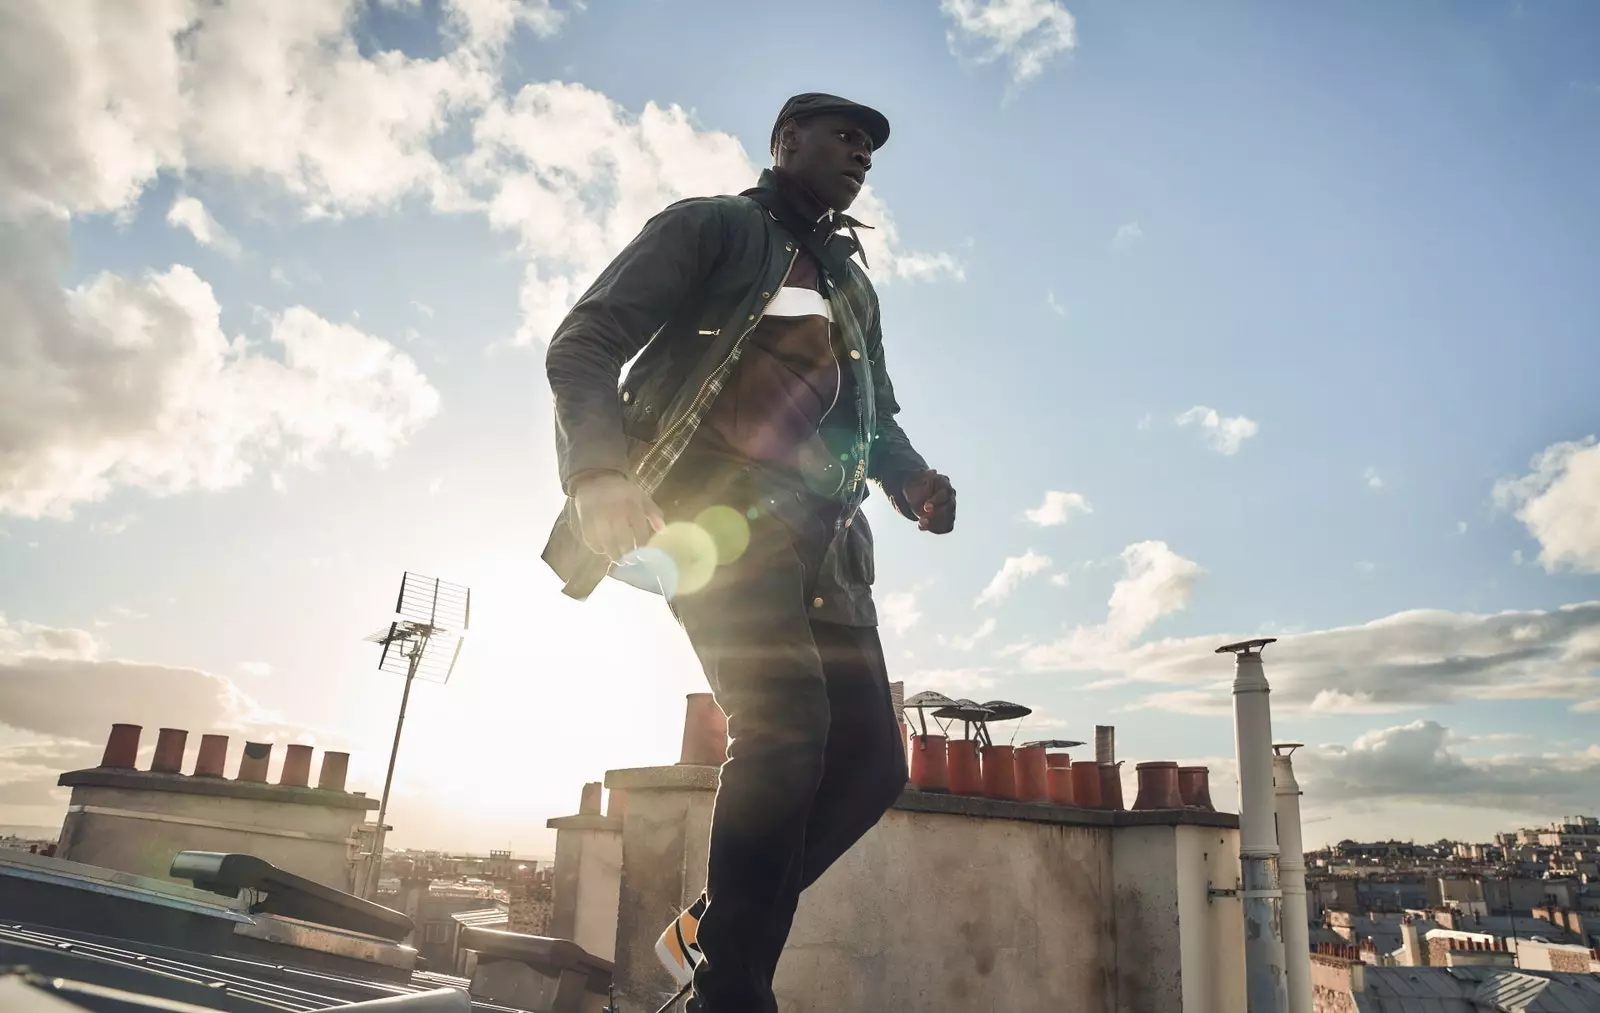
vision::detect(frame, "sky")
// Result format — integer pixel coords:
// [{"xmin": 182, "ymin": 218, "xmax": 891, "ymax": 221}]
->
[{"xmin": 1, "ymin": 0, "xmax": 1598, "ymax": 856}]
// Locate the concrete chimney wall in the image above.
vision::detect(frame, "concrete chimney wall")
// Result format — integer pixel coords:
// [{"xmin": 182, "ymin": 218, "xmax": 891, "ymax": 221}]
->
[
  {"xmin": 280, "ymin": 744, "xmax": 313, "ymax": 787},
  {"xmin": 56, "ymin": 733, "xmax": 378, "ymax": 892},
  {"xmin": 579, "ymin": 781, "xmax": 603, "ymax": 815},
  {"xmin": 1400, "ymin": 917, "xmax": 1425, "ymax": 967},
  {"xmin": 194, "ymin": 734, "xmax": 229, "ymax": 777},
  {"xmin": 151, "ymin": 728, "xmax": 188, "ymax": 773},
  {"xmin": 317, "ymin": 751, "xmax": 350, "ymax": 792}
]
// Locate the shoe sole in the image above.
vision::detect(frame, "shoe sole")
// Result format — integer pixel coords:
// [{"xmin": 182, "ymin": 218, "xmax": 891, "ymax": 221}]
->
[{"xmin": 654, "ymin": 924, "xmax": 698, "ymax": 988}]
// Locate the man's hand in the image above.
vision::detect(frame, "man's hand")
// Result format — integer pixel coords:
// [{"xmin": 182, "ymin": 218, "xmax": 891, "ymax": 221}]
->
[
  {"xmin": 902, "ymin": 470, "xmax": 956, "ymax": 534},
  {"xmin": 572, "ymin": 472, "xmax": 666, "ymax": 561}
]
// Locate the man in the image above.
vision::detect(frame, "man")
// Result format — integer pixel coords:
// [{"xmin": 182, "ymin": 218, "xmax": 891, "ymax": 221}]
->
[{"xmin": 541, "ymin": 92, "xmax": 955, "ymax": 1013}]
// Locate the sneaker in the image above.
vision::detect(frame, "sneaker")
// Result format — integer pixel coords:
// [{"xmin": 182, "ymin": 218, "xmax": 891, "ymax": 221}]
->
[{"xmin": 654, "ymin": 895, "xmax": 707, "ymax": 988}]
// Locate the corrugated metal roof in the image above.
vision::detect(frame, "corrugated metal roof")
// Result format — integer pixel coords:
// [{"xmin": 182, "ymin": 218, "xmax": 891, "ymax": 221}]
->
[
  {"xmin": 1355, "ymin": 966, "xmax": 1600, "ymax": 1013},
  {"xmin": 450, "ymin": 908, "xmax": 510, "ymax": 928}
]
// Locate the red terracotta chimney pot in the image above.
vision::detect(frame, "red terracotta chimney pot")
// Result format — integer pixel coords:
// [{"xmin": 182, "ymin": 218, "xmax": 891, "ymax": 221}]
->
[
  {"xmin": 280, "ymin": 744, "xmax": 313, "ymax": 787},
  {"xmin": 908, "ymin": 734, "xmax": 949, "ymax": 793},
  {"xmin": 194, "ymin": 734, "xmax": 228, "ymax": 777},
  {"xmin": 1098, "ymin": 762, "xmax": 1125, "ymax": 811},
  {"xmin": 317, "ymin": 751, "xmax": 350, "ymax": 792},
  {"xmin": 1178, "ymin": 765, "xmax": 1216, "ymax": 811},
  {"xmin": 150, "ymin": 728, "xmax": 187, "ymax": 774},
  {"xmin": 1013, "ymin": 744, "xmax": 1049, "ymax": 802},
  {"xmin": 1070, "ymin": 760, "xmax": 1103, "ymax": 809},
  {"xmin": 237, "ymin": 741, "xmax": 272, "ymax": 782},
  {"xmin": 678, "ymin": 693, "xmax": 728, "ymax": 766},
  {"xmin": 946, "ymin": 739, "xmax": 984, "ymax": 796},
  {"xmin": 981, "ymin": 744, "xmax": 1018, "ymax": 800},
  {"xmin": 1133, "ymin": 761, "xmax": 1184, "ymax": 811},
  {"xmin": 1047, "ymin": 765, "xmax": 1075, "ymax": 805},
  {"xmin": 101, "ymin": 723, "xmax": 141, "ymax": 769}
]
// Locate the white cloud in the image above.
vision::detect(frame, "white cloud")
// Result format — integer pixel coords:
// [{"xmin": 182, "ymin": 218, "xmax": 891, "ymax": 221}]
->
[
  {"xmin": 1493, "ymin": 435, "xmax": 1600, "ymax": 574},
  {"xmin": 1136, "ymin": 412, "xmax": 1153, "ymax": 431},
  {"xmin": 1045, "ymin": 290, "xmax": 1066, "ymax": 317},
  {"xmin": 1024, "ymin": 490, "xmax": 1092, "ymax": 527},
  {"xmin": 880, "ymin": 591, "xmax": 922, "ymax": 636},
  {"xmin": 411, "ymin": 300, "xmax": 434, "ymax": 318},
  {"xmin": 1112, "ymin": 221, "xmax": 1143, "ymax": 253},
  {"xmin": 236, "ymin": 661, "xmax": 272, "ymax": 678},
  {"xmin": 165, "ymin": 194, "xmax": 239, "ymax": 256},
  {"xmin": 1297, "ymin": 720, "xmax": 1600, "ymax": 814},
  {"xmin": 939, "ymin": 0, "xmax": 1077, "ymax": 89},
  {"xmin": 1175, "ymin": 405, "xmax": 1259, "ymax": 456},
  {"xmin": 1456, "ymin": 520, "xmax": 1469, "ymax": 535},
  {"xmin": 1031, "ymin": 600, "xmax": 1600, "ymax": 719},
  {"xmin": 1020, "ymin": 540, "xmax": 1203, "ymax": 668},
  {"xmin": 89, "ymin": 515, "xmax": 136, "ymax": 536},
  {"xmin": 903, "ymin": 667, "xmax": 998, "ymax": 696},
  {"xmin": 1355, "ymin": 560, "xmax": 1377, "ymax": 573},
  {"xmin": 0, "ymin": 1, "xmax": 955, "ymax": 516},
  {"xmin": 0, "ymin": 238, "xmax": 439, "ymax": 518},
  {"xmin": 1, "ymin": 0, "xmax": 510, "ymax": 221},
  {"xmin": 1049, "ymin": 573, "xmax": 1070, "ymax": 587},
  {"xmin": 461, "ymin": 81, "xmax": 960, "ymax": 345},
  {"xmin": 1364, "ymin": 466, "xmax": 1384, "ymax": 489},
  {"xmin": 977, "ymin": 550, "xmax": 1052, "ymax": 605},
  {"xmin": 940, "ymin": 618, "xmax": 998, "ymax": 651}
]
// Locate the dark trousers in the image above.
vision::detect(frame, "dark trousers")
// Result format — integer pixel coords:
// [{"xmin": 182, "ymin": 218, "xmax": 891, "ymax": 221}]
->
[{"xmin": 664, "ymin": 477, "xmax": 907, "ymax": 1013}]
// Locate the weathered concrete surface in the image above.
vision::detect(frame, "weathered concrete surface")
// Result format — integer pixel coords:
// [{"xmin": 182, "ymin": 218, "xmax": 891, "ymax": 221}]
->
[
  {"xmin": 547, "ymin": 813, "xmax": 623, "ymax": 962},
  {"xmin": 605, "ymin": 765, "xmax": 1244, "ymax": 1013},
  {"xmin": 54, "ymin": 772, "xmax": 372, "ymax": 891}
]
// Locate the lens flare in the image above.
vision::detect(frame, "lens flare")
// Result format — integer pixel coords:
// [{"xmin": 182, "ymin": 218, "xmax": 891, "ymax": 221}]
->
[
  {"xmin": 695, "ymin": 504, "xmax": 751, "ymax": 565},
  {"xmin": 647, "ymin": 521, "xmax": 719, "ymax": 597}
]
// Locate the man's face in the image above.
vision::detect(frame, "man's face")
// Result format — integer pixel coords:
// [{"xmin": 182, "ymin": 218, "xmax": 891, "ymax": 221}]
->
[{"xmin": 780, "ymin": 113, "xmax": 875, "ymax": 212}]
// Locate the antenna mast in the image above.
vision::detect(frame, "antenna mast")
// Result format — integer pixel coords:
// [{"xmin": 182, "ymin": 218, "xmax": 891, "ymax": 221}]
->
[{"xmin": 361, "ymin": 572, "xmax": 470, "ymax": 898}]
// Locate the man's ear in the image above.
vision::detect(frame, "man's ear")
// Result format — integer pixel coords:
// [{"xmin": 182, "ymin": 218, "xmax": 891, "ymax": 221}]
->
[{"xmin": 776, "ymin": 119, "xmax": 801, "ymax": 156}]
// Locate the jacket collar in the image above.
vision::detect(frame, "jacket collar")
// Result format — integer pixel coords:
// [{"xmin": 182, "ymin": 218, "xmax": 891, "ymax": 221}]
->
[{"xmin": 749, "ymin": 167, "xmax": 875, "ymax": 267}]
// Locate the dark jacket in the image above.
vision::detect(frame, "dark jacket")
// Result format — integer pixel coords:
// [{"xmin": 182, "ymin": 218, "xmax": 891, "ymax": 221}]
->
[{"xmin": 541, "ymin": 169, "xmax": 929, "ymax": 625}]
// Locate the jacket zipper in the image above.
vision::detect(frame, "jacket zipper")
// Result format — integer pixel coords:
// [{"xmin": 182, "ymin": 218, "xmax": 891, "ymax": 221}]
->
[{"xmin": 635, "ymin": 245, "xmax": 801, "ymax": 479}]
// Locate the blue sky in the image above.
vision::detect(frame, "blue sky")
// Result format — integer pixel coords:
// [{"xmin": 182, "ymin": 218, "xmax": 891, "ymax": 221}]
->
[{"xmin": 1, "ymin": 0, "xmax": 1597, "ymax": 853}]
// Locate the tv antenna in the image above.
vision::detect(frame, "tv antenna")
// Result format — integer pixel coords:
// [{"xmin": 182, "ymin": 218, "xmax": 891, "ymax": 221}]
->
[{"xmin": 360, "ymin": 571, "xmax": 470, "ymax": 897}]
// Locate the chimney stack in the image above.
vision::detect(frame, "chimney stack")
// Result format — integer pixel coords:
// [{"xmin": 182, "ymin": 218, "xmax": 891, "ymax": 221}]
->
[
  {"xmin": 1222, "ymin": 638, "xmax": 1288, "ymax": 1013},
  {"xmin": 150, "ymin": 728, "xmax": 187, "ymax": 774},
  {"xmin": 579, "ymin": 781, "xmax": 603, "ymax": 815},
  {"xmin": 101, "ymin": 724, "xmax": 141, "ymax": 769},
  {"xmin": 317, "ymin": 751, "xmax": 350, "ymax": 792},
  {"xmin": 193, "ymin": 734, "xmax": 228, "ymax": 777},
  {"xmin": 1274, "ymin": 744, "xmax": 1313, "ymax": 1013}
]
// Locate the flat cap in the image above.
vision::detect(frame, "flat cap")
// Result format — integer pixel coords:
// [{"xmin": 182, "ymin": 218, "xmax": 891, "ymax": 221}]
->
[{"xmin": 771, "ymin": 92, "xmax": 890, "ymax": 154}]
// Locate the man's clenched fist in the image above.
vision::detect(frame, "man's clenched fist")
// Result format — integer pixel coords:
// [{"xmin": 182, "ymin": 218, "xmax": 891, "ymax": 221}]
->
[
  {"xmin": 573, "ymin": 472, "xmax": 666, "ymax": 561},
  {"xmin": 903, "ymin": 470, "xmax": 956, "ymax": 534}
]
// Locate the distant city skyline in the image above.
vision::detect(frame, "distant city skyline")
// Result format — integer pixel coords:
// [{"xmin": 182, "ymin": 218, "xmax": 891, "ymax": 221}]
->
[{"xmin": 1, "ymin": 0, "xmax": 1598, "ymax": 853}]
